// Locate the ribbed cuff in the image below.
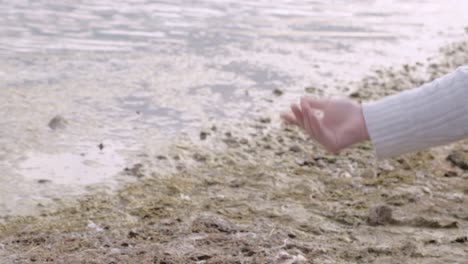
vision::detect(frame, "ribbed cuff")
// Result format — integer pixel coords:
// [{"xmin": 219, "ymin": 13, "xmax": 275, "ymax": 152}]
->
[
  {"xmin": 362, "ymin": 66, "xmax": 468, "ymax": 159},
  {"xmin": 362, "ymin": 89, "xmax": 420, "ymax": 159}
]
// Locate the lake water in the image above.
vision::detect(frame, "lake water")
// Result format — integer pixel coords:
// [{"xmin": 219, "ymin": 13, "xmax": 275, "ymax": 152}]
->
[{"xmin": 0, "ymin": 0, "xmax": 467, "ymax": 216}]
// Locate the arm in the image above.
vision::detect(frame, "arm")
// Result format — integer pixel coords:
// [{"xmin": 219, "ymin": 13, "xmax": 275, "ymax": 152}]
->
[
  {"xmin": 282, "ymin": 66, "xmax": 468, "ymax": 159},
  {"xmin": 363, "ymin": 66, "xmax": 468, "ymax": 159}
]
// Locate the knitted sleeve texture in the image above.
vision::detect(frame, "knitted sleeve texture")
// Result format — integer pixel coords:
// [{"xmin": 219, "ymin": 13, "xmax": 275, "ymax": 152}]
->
[{"xmin": 362, "ymin": 66, "xmax": 468, "ymax": 159}]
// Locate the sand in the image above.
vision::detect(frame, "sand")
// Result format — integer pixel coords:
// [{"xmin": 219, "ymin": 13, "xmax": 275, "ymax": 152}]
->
[{"xmin": 1, "ymin": 40, "xmax": 468, "ymax": 263}]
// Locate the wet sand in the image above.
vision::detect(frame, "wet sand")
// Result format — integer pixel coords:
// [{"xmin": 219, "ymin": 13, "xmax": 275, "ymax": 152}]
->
[{"xmin": 1, "ymin": 39, "xmax": 468, "ymax": 263}]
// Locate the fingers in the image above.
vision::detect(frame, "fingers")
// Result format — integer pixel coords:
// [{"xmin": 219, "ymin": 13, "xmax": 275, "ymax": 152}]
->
[
  {"xmin": 290, "ymin": 103, "xmax": 304, "ymax": 129},
  {"xmin": 280, "ymin": 112, "xmax": 299, "ymax": 126},
  {"xmin": 300, "ymin": 97, "xmax": 324, "ymax": 141},
  {"xmin": 302, "ymin": 96, "xmax": 329, "ymax": 110}
]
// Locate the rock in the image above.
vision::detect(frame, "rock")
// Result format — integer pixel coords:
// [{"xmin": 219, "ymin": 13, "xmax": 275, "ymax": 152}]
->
[
  {"xmin": 223, "ymin": 138, "xmax": 239, "ymax": 148},
  {"xmin": 361, "ymin": 169, "xmax": 375, "ymax": 178},
  {"xmin": 452, "ymin": 236, "xmax": 468, "ymax": 243},
  {"xmin": 305, "ymin": 86, "xmax": 318, "ymax": 94},
  {"xmin": 349, "ymin": 91, "xmax": 361, "ymax": 98},
  {"xmin": 368, "ymin": 205, "xmax": 394, "ymax": 226},
  {"xmin": 259, "ymin": 117, "xmax": 271, "ymax": 124},
  {"xmin": 98, "ymin": 143, "xmax": 104, "ymax": 150},
  {"xmin": 378, "ymin": 161, "xmax": 394, "ymax": 171},
  {"xmin": 447, "ymin": 151, "xmax": 468, "ymax": 170},
  {"xmin": 239, "ymin": 138, "xmax": 248, "ymax": 145},
  {"xmin": 199, "ymin": 131, "xmax": 209, "ymax": 140},
  {"xmin": 124, "ymin": 163, "xmax": 144, "ymax": 178},
  {"xmin": 127, "ymin": 230, "xmax": 139, "ymax": 239},
  {"xmin": 191, "ymin": 215, "xmax": 238, "ymax": 234},
  {"xmin": 273, "ymin": 88, "xmax": 284, "ymax": 96},
  {"xmin": 400, "ymin": 241, "xmax": 421, "ymax": 257},
  {"xmin": 37, "ymin": 179, "xmax": 51, "ymax": 184},
  {"xmin": 444, "ymin": 171, "xmax": 458, "ymax": 177},
  {"xmin": 193, "ymin": 153, "xmax": 207, "ymax": 162},
  {"xmin": 289, "ymin": 145, "xmax": 302, "ymax": 153},
  {"xmin": 156, "ymin": 155, "xmax": 167, "ymax": 160},
  {"xmin": 295, "ymin": 159, "xmax": 315, "ymax": 167},
  {"xmin": 48, "ymin": 115, "xmax": 68, "ymax": 130},
  {"xmin": 409, "ymin": 217, "xmax": 458, "ymax": 229}
]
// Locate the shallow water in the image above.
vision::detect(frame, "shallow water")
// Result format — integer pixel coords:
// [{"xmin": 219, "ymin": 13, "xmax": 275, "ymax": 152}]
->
[{"xmin": 0, "ymin": 0, "xmax": 467, "ymax": 216}]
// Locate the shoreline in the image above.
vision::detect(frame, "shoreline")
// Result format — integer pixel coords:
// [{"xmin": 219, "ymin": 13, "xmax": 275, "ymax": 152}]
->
[{"xmin": 1, "ymin": 39, "xmax": 468, "ymax": 263}]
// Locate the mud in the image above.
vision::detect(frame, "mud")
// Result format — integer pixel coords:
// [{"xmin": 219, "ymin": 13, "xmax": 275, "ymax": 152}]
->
[{"xmin": 1, "ymin": 40, "xmax": 468, "ymax": 263}]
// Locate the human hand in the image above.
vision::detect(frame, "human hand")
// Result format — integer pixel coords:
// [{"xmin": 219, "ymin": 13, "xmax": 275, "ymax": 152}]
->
[{"xmin": 281, "ymin": 96, "xmax": 369, "ymax": 154}]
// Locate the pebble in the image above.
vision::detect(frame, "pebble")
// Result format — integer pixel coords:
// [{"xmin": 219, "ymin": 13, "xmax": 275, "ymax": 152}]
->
[
  {"xmin": 273, "ymin": 88, "xmax": 284, "ymax": 96},
  {"xmin": 200, "ymin": 131, "xmax": 209, "ymax": 140},
  {"xmin": 48, "ymin": 115, "xmax": 68, "ymax": 130},
  {"xmin": 361, "ymin": 169, "xmax": 375, "ymax": 178},
  {"xmin": 156, "ymin": 155, "xmax": 167, "ymax": 160},
  {"xmin": 37, "ymin": 179, "xmax": 51, "ymax": 184},
  {"xmin": 447, "ymin": 151, "xmax": 468, "ymax": 170},
  {"xmin": 193, "ymin": 153, "xmax": 207, "ymax": 162},
  {"xmin": 289, "ymin": 145, "xmax": 302, "ymax": 153},
  {"xmin": 191, "ymin": 215, "xmax": 238, "ymax": 234},
  {"xmin": 444, "ymin": 171, "xmax": 458, "ymax": 177},
  {"xmin": 368, "ymin": 205, "xmax": 394, "ymax": 226}
]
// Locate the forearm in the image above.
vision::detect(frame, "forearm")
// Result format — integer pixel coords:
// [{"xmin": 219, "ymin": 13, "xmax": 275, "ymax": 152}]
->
[{"xmin": 362, "ymin": 66, "xmax": 468, "ymax": 159}]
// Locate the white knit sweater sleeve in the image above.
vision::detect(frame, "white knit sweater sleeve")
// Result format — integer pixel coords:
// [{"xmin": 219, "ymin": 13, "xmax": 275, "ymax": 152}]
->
[{"xmin": 362, "ymin": 66, "xmax": 468, "ymax": 159}]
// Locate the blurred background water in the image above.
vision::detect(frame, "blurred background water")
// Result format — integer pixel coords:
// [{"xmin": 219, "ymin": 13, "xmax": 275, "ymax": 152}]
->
[{"xmin": 0, "ymin": 0, "xmax": 467, "ymax": 216}]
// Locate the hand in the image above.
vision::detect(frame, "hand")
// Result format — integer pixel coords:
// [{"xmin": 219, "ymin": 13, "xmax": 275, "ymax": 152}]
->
[{"xmin": 281, "ymin": 96, "xmax": 369, "ymax": 154}]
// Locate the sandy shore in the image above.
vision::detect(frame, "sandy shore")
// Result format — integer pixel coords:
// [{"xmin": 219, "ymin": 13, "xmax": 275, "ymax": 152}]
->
[{"xmin": 1, "ymin": 39, "xmax": 468, "ymax": 263}]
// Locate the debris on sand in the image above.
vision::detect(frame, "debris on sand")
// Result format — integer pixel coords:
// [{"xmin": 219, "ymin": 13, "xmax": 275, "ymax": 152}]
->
[
  {"xmin": 368, "ymin": 205, "xmax": 395, "ymax": 226},
  {"xmin": 273, "ymin": 88, "xmax": 284, "ymax": 96},
  {"xmin": 447, "ymin": 150, "xmax": 468, "ymax": 170},
  {"xmin": 48, "ymin": 115, "xmax": 68, "ymax": 130},
  {"xmin": 1, "ymin": 40, "xmax": 468, "ymax": 264},
  {"xmin": 199, "ymin": 131, "xmax": 210, "ymax": 140}
]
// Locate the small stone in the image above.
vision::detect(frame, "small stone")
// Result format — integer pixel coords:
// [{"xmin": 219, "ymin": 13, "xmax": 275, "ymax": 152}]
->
[
  {"xmin": 259, "ymin": 117, "xmax": 271, "ymax": 124},
  {"xmin": 156, "ymin": 155, "xmax": 167, "ymax": 160},
  {"xmin": 239, "ymin": 138, "xmax": 248, "ymax": 145},
  {"xmin": 200, "ymin": 131, "xmax": 209, "ymax": 140},
  {"xmin": 273, "ymin": 88, "xmax": 284, "ymax": 96},
  {"xmin": 98, "ymin": 143, "xmax": 104, "ymax": 150},
  {"xmin": 305, "ymin": 86, "xmax": 317, "ymax": 94},
  {"xmin": 124, "ymin": 163, "xmax": 144, "ymax": 178},
  {"xmin": 368, "ymin": 205, "xmax": 394, "ymax": 226},
  {"xmin": 289, "ymin": 145, "xmax": 302, "ymax": 153},
  {"xmin": 191, "ymin": 215, "xmax": 238, "ymax": 234},
  {"xmin": 444, "ymin": 171, "xmax": 458, "ymax": 177},
  {"xmin": 378, "ymin": 161, "xmax": 394, "ymax": 171},
  {"xmin": 349, "ymin": 91, "xmax": 361, "ymax": 98},
  {"xmin": 48, "ymin": 115, "xmax": 68, "ymax": 130},
  {"xmin": 452, "ymin": 236, "xmax": 468, "ymax": 243},
  {"xmin": 296, "ymin": 159, "xmax": 315, "ymax": 167},
  {"xmin": 339, "ymin": 171, "xmax": 352, "ymax": 178},
  {"xmin": 223, "ymin": 138, "xmax": 239, "ymax": 148},
  {"xmin": 447, "ymin": 151, "xmax": 468, "ymax": 170},
  {"xmin": 361, "ymin": 169, "xmax": 375, "ymax": 178},
  {"xmin": 37, "ymin": 179, "xmax": 51, "ymax": 184},
  {"xmin": 128, "ymin": 231, "xmax": 139, "ymax": 238},
  {"xmin": 193, "ymin": 153, "xmax": 207, "ymax": 162}
]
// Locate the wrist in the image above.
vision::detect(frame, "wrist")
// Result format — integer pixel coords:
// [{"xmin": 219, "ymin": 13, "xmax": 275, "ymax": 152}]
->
[{"xmin": 357, "ymin": 104, "xmax": 370, "ymax": 141}]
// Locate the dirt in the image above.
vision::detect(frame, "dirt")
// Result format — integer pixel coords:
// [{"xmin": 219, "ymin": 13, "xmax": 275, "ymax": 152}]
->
[{"xmin": 1, "ymin": 40, "xmax": 468, "ymax": 263}]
